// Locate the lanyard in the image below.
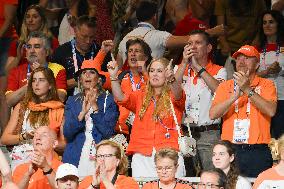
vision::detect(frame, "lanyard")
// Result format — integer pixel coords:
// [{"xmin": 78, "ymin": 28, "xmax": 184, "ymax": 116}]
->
[
  {"xmin": 152, "ymin": 97, "xmax": 176, "ymax": 139},
  {"xmin": 71, "ymin": 39, "xmax": 96, "ymax": 72},
  {"xmin": 262, "ymin": 44, "xmax": 280, "ymax": 69},
  {"xmin": 129, "ymin": 72, "xmax": 144, "ymax": 91},
  {"xmin": 233, "ymin": 81, "xmax": 250, "ymax": 118}
]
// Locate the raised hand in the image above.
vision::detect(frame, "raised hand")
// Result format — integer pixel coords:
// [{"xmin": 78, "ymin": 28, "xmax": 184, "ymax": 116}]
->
[
  {"xmin": 233, "ymin": 70, "xmax": 251, "ymax": 93},
  {"xmin": 107, "ymin": 55, "xmax": 119, "ymax": 78},
  {"xmin": 165, "ymin": 59, "xmax": 175, "ymax": 83},
  {"xmin": 101, "ymin": 40, "xmax": 114, "ymax": 53}
]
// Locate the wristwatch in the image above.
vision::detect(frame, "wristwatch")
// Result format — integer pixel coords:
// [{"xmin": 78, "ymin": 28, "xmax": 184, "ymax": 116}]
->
[
  {"xmin": 43, "ymin": 167, "xmax": 53, "ymax": 175},
  {"xmin": 248, "ymin": 89, "xmax": 255, "ymax": 98}
]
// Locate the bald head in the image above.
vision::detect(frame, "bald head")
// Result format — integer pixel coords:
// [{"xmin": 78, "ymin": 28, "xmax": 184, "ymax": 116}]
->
[{"xmin": 33, "ymin": 126, "xmax": 58, "ymax": 151}]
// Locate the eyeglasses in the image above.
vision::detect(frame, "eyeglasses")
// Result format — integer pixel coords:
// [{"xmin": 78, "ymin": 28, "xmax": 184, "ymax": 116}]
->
[
  {"xmin": 156, "ymin": 166, "xmax": 175, "ymax": 172},
  {"xmin": 95, "ymin": 154, "xmax": 116, "ymax": 159},
  {"xmin": 196, "ymin": 182, "xmax": 221, "ymax": 189}
]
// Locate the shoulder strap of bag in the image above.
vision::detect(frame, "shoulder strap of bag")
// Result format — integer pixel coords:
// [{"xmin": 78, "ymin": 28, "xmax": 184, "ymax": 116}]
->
[{"xmin": 169, "ymin": 100, "xmax": 192, "ymax": 138}]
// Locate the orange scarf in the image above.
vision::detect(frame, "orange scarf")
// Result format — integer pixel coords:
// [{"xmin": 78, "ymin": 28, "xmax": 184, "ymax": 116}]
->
[{"xmin": 28, "ymin": 101, "xmax": 64, "ymax": 134}]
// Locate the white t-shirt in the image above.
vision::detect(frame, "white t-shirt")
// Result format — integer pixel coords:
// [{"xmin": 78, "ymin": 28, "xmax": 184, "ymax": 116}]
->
[
  {"xmin": 118, "ymin": 22, "xmax": 171, "ymax": 63},
  {"xmin": 58, "ymin": 13, "xmax": 75, "ymax": 45},
  {"xmin": 236, "ymin": 176, "xmax": 252, "ymax": 189}
]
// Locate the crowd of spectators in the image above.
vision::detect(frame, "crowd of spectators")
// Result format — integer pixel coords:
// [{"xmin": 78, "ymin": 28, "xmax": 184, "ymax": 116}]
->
[{"xmin": 0, "ymin": 0, "xmax": 283, "ymax": 189}]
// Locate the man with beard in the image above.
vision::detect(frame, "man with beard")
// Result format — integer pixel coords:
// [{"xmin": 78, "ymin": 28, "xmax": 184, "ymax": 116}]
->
[{"xmin": 5, "ymin": 31, "xmax": 67, "ymax": 107}]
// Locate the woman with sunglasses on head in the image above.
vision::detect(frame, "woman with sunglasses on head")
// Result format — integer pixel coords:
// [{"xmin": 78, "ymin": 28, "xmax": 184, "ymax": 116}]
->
[
  {"xmin": 6, "ymin": 4, "xmax": 59, "ymax": 72},
  {"xmin": 1, "ymin": 67, "xmax": 65, "ymax": 171},
  {"xmin": 257, "ymin": 10, "xmax": 284, "ymax": 139},
  {"xmin": 143, "ymin": 148, "xmax": 192, "ymax": 189},
  {"xmin": 63, "ymin": 60, "xmax": 119, "ymax": 179},
  {"xmin": 79, "ymin": 140, "xmax": 139, "ymax": 189},
  {"xmin": 212, "ymin": 141, "xmax": 251, "ymax": 189},
  {"xmin": 116, "ymin": 38, "xmax": 152, "ymax": 135},
  {"xmin": 108, "ymin": 57, "xmax": 186, "ymax": 178}
]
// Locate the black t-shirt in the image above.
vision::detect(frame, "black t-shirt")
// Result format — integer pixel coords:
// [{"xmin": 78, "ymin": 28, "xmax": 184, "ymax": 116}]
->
[{"xmin": 51, "ymin": 39, "xmax": 111, "ymax": 96}]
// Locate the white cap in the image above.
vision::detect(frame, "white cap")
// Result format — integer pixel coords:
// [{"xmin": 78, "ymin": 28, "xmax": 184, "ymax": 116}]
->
[{"xmin": 55, "ymin": 163, "xmax": 79, "ymax": 180}]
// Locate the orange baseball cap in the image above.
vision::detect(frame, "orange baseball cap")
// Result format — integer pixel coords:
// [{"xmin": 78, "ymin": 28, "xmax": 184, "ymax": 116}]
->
[{"xmin": 232, "ymin": 45, "xmax": 260, "ymax": 61}]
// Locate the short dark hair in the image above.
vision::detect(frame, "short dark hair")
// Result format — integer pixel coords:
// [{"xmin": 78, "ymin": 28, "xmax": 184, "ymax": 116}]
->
[
  {"xmin": 189, "ymin": 30, "xmax": 211, "ymax": 44},
  {"xmin": 126, "ymin": 38, "xmax": 152, "ymax": 67},
  {"xmin": 136, "ymin": 1, "xmax": 157, "ymax": 22},
  {"xmin": 201, "ymin": 168, "xmax": 227, "ymax": 188},
  {"xmin": 76, "ymin": 15, "xmax": 96, "ymax": 28}
]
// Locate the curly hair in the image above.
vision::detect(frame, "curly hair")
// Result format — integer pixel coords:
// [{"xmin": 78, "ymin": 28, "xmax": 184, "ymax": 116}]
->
[
  {"xmin": 213, "ymin": 140, "xmax": 239, "ymax": 189},
  {"xmin": 20, "ymin": 5, "xmax": 53, "ymax": 43},
  {"xmin": 15, "ymin": 67, "xmax": 59, "ymax": 133},
  {"xmin": 96, "ymin": 140, "xmax": 129, "ymax": 175},
  {"xmin": 138, "ymin": 58, "xmax": 171, "ymax": 120}
]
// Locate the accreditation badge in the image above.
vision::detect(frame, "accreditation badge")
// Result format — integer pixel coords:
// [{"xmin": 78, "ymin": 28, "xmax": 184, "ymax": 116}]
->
[{"xmin": 233, "ymin": 119, "xmax": 250, "ymax": 144}]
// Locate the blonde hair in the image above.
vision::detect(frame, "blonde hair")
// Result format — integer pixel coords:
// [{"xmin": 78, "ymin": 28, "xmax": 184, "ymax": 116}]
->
[
  {"xmin": 20, "ymin": 5, "xmax": 53, "ymax": 43},
  {"xmin": 96, "ymin": 140, "xmax": 128, "ymax": 175},
  {"xmin": 138, "ymin": 58, "xmax": 171, "ymax": 120},
  {"xmin": 270, "ymin": 135, "xmax": 284, "ymax": 161},
  {"xmin": 154, "ymin": 147, "xmax": 179, "ymax": 166}
]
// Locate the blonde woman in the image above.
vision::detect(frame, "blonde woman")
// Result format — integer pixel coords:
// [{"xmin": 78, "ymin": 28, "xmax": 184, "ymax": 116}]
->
[
  {"xmin": 253, "ymin": 135, "xmax": 284, "ymax": 188},
  {"xmin": 107, "ymin": 57, "xmax": 186, "ymax": 177},
  {"xmin": 79, "ymin": 140, "xmax": 139, "ymax": 189}
]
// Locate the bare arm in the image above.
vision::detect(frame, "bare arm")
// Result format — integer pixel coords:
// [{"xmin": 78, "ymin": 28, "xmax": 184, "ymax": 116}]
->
[
  {"xmin": 116, "ymin": 53, "xmax": 124, "ymax": 70},
  {"xmin": 38, "ymin": 0, "xmax": 63, "ymax": 20},
  {"xmin": 166, "ymin": 61, "xmax": 183, "ymax": 100},
  {"xmin": 216, "ymin": 15, "xmax": 231, "ymax": 55},
  {"xmin": 55, "ymin": 118, "xmax": 66, "ymax": 153},
  {"xmin": 5, "ymin": 84, "xmax": 28, "ymax": 108},
  {"xmin": 0, "ymin": 4, "xmax": 17, "ymax": 37},
  {"xmin": 192, "ymin": 58, "xmax": 220, "ymax": 93},
  {"xmin": 0, "ymin": 149, "xmax": 12, "ymax": 185},
  {"xmin": 1, "ymin": 103, "xmax": 21, "ymax": 145},
  {"xmin": 165, "ymin": 35, "xmax": 189, "ymax": 49},
  {"xmin": 107, "ymin": 61, "xmax": 125, "ymax": 101}
]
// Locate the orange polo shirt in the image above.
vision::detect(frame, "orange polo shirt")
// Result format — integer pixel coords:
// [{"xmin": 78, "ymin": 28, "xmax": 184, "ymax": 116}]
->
[
  {"xmin": 212, "ymin": 76, "xmax": 277, "ymax": 144},
  {"xmin": 13, "ymin": 158, "xmax": 62, "ymax": 189},
  {"xmin": 142, "ymin": 180, "xmax": 192, "ymax": 189},
  {"xmin": 117, "ymin": 73, "xmax": 147, "ymax": 134},
  {"xmin": 79, "ymin": 175, "xmax": 139, "ymax": 189},
  {"xmin": 117, "ymin": 90, "xmax": 186, "ymax": 156}
]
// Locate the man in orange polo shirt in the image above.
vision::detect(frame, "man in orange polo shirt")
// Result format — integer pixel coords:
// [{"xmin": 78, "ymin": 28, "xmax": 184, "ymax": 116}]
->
[
  {"xmin": 12, "ymin": 126, "xmax": 62, "ymax": 189},
  {"xmin": 210, "ymin": 45, "xmax": 277, "ymax": 177}
]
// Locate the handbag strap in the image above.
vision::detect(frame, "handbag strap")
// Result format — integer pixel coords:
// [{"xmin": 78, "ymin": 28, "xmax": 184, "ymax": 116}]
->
[{"xmin": 169, "ymin": 100, "xmax": 192, "ymax": 138}]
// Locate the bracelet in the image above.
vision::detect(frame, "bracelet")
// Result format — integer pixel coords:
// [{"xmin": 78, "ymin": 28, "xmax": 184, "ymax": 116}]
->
[
  {"xmin": 248, "ymin": 89, "xmax": 255, "ymax": 98},
  {"xmin": 110, "ymin": 76, "xmax": 118, "ymax": 81},
  {"xmin": 167, "ymin": 76, "xmax": 176, "ymax": 84},
  {"xmin": 43, "ymin": 167, "xmax": 53, "ymax": 175},
  {"xmin": 198, "ymin": 67, "xmax": 206, "ymax": 76},
  {"xmin": 91, "ymin": 182, "xmax": 100, "ymax": 189}
]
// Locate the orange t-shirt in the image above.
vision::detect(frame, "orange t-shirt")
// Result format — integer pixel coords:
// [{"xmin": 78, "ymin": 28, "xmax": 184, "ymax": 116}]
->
[
  {"xmin": 142, "ymin": 180, "xmax": 192, "ymax": 189},
  {"xmin": 12, "ymin": 158, "xmax": 62, "ymax": 189},
  {"xmin": 253, "ymin": 167, "xmax": 284, "ymax": 189},
  {"xmin": 79, "ymin": 175, "xmax": 139, "ymax": 189},
  {"xmin": 117, "ymin": 90, "xmax": 186, "ymax": 156},
  {"xmin": 117, "ymin": 73, "xmax": 147, "ymax": 134},
  {"xmin": 0, "ymin": 0, "xmax": 18, "ymax": 38},
  {"xmin": 212, "ymin": 76, "xmax": 277, "ymax": 144}
]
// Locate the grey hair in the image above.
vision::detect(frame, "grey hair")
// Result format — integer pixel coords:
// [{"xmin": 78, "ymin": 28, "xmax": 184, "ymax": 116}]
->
[{"xmin": 26, "ymin": 31, "xmax": 52, "ymax": 50}]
